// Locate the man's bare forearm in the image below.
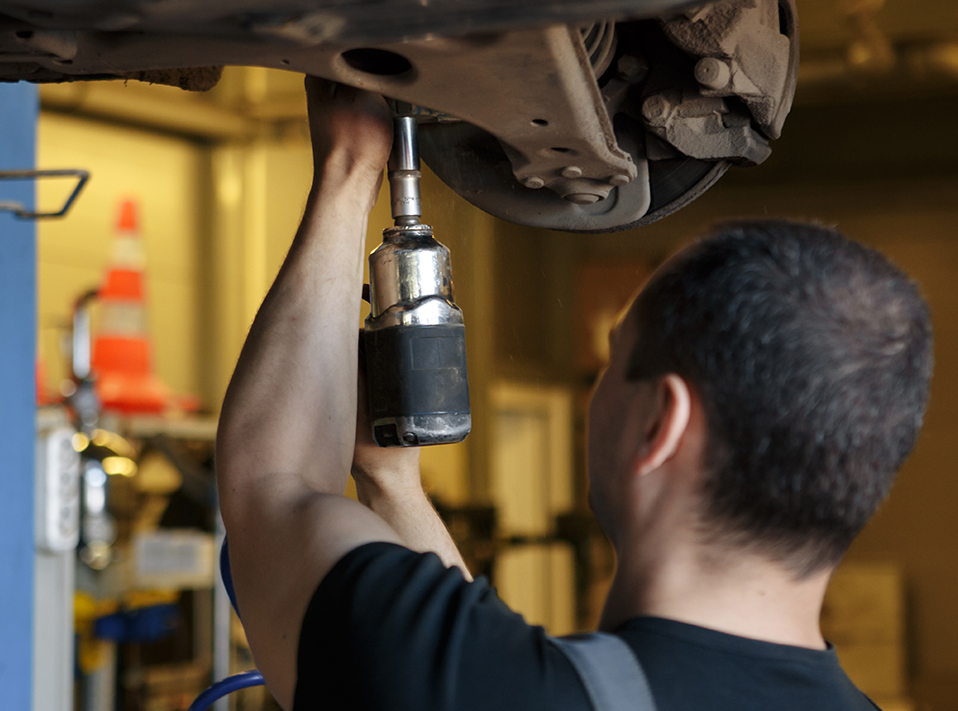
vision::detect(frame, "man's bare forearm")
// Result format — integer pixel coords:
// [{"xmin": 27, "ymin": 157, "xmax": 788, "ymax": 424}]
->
[
  {"xmin": 217, "ymin": 177, "xmax": 372, "ymax": 526},
  {"xmin": 353, "ymin": 462, "xmax": 472, "ymax": 579},
  {"xmin": 214, "ymin": 83, "xmax": 473, "ymax": 690},
  {"xmin": 212, "ymin": 81, "xmax": 417, "ymax": 709},
  {"xmin": 217, "ymin": 80, "xmax": 392, "ymax": 530}
]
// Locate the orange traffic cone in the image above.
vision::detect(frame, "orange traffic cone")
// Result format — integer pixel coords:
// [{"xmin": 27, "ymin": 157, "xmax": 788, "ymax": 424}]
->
[
  {"xmin": 36, "ymin": 356, "xmax": 51, "ymax": 405},
  {"xmin": 91, "ymin": 199, "xmax": 171, "ymax": 414}
]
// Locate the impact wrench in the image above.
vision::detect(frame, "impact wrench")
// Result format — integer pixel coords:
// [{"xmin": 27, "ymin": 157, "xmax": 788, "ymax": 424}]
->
[{"xmin": 363, "ymin": 115, "xmax": 471, "ymax": 447}]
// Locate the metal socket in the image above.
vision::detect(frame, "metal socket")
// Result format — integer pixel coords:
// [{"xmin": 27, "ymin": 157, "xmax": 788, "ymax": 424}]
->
[{"xmin": 388, "ymin": 116, "xmax": 422, "ymax": 224}]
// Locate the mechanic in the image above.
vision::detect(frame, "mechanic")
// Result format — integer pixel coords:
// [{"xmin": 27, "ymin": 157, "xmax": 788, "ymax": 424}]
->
[{"xmin": 216, "ymin": 78, "xmax": 933, "ymax": 711}]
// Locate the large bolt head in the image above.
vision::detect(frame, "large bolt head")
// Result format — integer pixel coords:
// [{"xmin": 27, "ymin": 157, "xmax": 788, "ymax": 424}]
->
[
  {"xmin": 642, "ymin": 95, "xmax": 671, "ymax": 125},
  {"xmin": 565, "ymin": 193, "xmax": 602, "ymax": 205},
  {"xmin": 523, "ymin": 176, "xmax": 545, "ymax": 189},
  {"xmin": 609, "ymin": 174, "xmax": 631, "ymax": 187},
  {"xmin": 561, "ymin": 166, "xmax": 583, "ymax": 179},
  {"xmin": 694, "ymin": 57, "xmax": 731, "ymax": 91}
]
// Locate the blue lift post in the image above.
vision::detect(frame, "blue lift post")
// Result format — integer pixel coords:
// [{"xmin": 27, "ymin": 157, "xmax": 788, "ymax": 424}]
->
[{"xmin": 0, "ymin": 81, "xmax": 38, "ymax": 710}]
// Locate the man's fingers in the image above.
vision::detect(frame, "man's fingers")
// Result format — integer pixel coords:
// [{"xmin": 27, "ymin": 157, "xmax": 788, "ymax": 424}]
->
[{"xmin": 303, "ymin": 75, "xmax": 392, "ymax": 208}]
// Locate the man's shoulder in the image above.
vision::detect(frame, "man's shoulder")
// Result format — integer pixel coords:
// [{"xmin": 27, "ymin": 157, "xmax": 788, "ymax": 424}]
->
[
  {"xmin": 615, "ymin": 617, "xmax": 880, "ymax": 711},
  {"xmin": 299, "ymin": 545, "xmax": 877, "ymax": 711},
  {"xmin": 296, "ymin": 541, "xmax": 591, "ymax": 711}
]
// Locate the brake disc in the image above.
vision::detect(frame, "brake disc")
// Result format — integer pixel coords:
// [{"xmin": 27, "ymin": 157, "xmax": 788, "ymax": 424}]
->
[{"xmin": 420, "ymin": 0, "xmax": 798, "ymax": 233}]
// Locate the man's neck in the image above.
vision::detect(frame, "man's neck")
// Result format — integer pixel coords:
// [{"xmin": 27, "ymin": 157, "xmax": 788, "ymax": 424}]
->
[{"xmin": 600, "ymin": 543, "xmax": 831, "ymax": 650}]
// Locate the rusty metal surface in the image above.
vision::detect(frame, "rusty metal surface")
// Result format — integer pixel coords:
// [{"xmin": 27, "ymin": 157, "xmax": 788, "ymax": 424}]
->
[
  {"xmin": 419, "ymin": 118, "xmax": 654, "ymax": 233},
  {"xmin": 641, "ymin": 89, "xmax": 772, "ymax": 165},
  {"xmin": 419, "ymin": 1, "xmax": 798, "ymax": 232},
  {"xmin": 487, "ymin": 25, "xmax": 639, "ymax": 205},
  {"xmin": 0, "ymin": 0, "xmax": 799, "ymax": 232},
  {"xmin": 0, "ymin": 0, "xmax": 694, "ymax": 50},
  {"xmin": 659, "ymin": 0, "xmax": 798, "ymax": 140},
  {"xmin": 0, "ymin": 0, "xmax": 697, "ymax": 83},
  {"xmin": 634, "ymin": 0, "xmax": 799, "ymax": 171}
]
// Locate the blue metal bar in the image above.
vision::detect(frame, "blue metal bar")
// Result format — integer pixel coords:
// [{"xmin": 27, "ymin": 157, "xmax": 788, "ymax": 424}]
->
[{"xmin": 0, "ymin": 81, "xmax": 38, "ymax": 711}]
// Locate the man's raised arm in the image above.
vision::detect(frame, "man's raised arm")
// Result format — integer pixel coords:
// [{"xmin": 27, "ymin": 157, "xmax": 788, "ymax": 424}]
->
[{"xmin": 215, "ymin": 79, "xmax": 403, "ymax": 708}]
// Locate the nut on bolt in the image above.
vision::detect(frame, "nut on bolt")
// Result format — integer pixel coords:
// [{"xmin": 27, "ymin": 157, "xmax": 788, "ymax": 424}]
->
[
  {"xmin": 642, "ymin": 94, "xmax": 671, "ymax": 125},
  {"xmin": 694, "ymin": 57, "xmax": 731, "ymax": 91}
]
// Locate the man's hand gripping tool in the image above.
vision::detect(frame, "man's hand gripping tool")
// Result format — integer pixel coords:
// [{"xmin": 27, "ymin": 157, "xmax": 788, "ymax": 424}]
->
[{"xmin": 363, "ymin": 116, "xmax": 471, "ymax": 447}]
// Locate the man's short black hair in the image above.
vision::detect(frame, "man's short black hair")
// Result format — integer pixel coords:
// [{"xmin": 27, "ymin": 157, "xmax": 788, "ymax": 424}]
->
[{"xmin": 627, "ymin": 219, "xmax": 933, "ymax": 575}]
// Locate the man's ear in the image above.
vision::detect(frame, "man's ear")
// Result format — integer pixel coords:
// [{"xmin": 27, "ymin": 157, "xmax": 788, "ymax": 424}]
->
[{"xmin": 632, "ymin": 374, "xmax": 691, "ymax": 477}]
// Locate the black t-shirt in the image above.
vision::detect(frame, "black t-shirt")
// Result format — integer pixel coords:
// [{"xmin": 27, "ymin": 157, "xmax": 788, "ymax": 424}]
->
[{"xmin": 294, "ymin": 542, "xmax": 878, "ymax": 711}]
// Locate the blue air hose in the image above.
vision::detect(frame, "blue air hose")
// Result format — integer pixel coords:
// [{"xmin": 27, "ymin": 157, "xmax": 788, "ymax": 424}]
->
[
  {"xmin": 188, "ymin": 670, "xmax": 266, "ymax": 711},
  {"xmin": 189, "ymin": 538, "xmax": 267, "ymax": 710}
]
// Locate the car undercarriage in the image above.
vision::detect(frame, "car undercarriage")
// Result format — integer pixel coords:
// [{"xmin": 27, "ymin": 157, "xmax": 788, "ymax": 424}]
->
[{"xmin": 0, "ymin": 0, "xmax": 799, "ymax": 231}]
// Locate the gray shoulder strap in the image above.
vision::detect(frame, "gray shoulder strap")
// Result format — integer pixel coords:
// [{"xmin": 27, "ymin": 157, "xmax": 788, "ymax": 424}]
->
[{"xmin": 550, "ymin": 632, "xmax": 657, "ymax": 711}]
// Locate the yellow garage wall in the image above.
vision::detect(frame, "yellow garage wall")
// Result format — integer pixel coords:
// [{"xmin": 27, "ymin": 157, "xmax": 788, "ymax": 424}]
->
[{"xmin": 37, "ymin": 112, "xmax": 207, "ymax": 405}]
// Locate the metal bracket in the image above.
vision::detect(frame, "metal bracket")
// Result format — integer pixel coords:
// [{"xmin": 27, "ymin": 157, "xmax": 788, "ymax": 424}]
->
[
  {"xmin": 335, "ymin": 25, "xmax": 640, "ymax": 207},
  {"xmin": 0, "ymin": 169, "xmax": 90, "ymax": 219},
  {"xmin": 659, "ymin": 0, "xmax": 798, "ymax": 141}
]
